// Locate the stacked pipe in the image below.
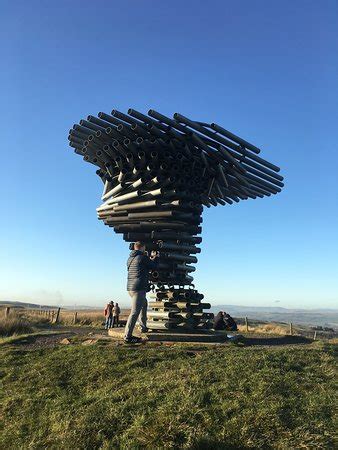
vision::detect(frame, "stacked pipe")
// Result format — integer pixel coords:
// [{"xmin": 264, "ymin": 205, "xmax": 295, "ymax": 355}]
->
[
  {"xmin": 68, "ymin": 108, "xmax": 283, "ymax": 330},
  {"xmin": 148, "ymin": 287, "xmax": 213, "ymax": 330}
]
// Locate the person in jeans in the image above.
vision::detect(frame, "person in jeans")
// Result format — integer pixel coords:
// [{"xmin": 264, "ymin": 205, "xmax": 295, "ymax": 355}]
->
[
  {"xmin": 112, "ymin": 302, "xmax": 121, "ymax": 328},
  {"xmin": 124, "ymin": 241, "xmax": 159, "ymax": 343},
  {"xmin": 104, "ymin": 301, "xmax": 114, "ymax": 329}
]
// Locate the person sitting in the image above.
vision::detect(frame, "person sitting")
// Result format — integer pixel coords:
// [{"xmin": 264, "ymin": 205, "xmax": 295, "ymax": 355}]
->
[
  {"xmin": 213, "ymin": 311, "xmax": 227, "ymax": 330},
  {"xmin": 104, "ymin": 301, "xmax": 114, "ymax": 329},
  {"xmin": 224, "ymin": 312, "xmax": 238, "ymax": 331},
  {"xmin": 112, "ymin": 303, "xmax": 121, "ymax": 328}
]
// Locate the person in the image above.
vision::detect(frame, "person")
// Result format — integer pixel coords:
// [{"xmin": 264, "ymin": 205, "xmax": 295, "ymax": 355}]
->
[
  {"xmin": 124, "ymin": 241, "xmax": 159, "ymax": 343},
  {"xmin": 112, "ymin": 302, "xmax": 121, "ymax": 328},
  {"xmin": 224, "ymin": 312, "xmax": 238, "ymax": 331},
  {"xmin": 213, "ymin": 311, "xmax": 227, "ymax": 330},
  {"xmin": 104, "ymin": 301, "xmax": 114, "ymax": 329}
]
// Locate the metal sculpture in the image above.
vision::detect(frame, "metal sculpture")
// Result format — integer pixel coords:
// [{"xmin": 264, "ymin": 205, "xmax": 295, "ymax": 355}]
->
[{"xmin": 68, "ymin": 109, "xmax": 283, "ymax": 330}]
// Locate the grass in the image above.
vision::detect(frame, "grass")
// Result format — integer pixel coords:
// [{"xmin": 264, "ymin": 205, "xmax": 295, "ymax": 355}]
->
[
  {"xmin": 238, "ymin": 323, "xmax": 289, "ymax": 335},
  {"xmin": 0, "ymin": 315, "xmax": 33, "ymax": 337},
  {"xmin": 0, "ymin": 310, "xmax": 52, "ymax": 337},
  {"xmin": 56, "ymin": 309, "xmax": 129, "ymax": 327},
  {"xmin": 1, "ymin": 341, "xmax": 336, "ymax": 449}
]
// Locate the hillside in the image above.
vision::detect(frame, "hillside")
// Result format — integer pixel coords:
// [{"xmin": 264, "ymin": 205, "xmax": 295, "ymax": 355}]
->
[
  {"xmin": 0, "ymin": 301, "xmax": 58, "ymax": 310},
  {"xmin": 1, "ymin": 339, "xmax": 336, "ymax": 449},
  {"xmin": 212, "ymin": 305, "xmax": 338, "ymax": 328}
]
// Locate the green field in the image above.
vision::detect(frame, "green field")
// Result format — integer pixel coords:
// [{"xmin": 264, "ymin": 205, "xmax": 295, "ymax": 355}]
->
[{"xmin": 1, "ymin": 341, "xmax": 336, "ymax": 449}]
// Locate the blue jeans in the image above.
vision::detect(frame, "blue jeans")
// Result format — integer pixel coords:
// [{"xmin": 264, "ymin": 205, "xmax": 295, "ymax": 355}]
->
[
  {"xmin": 105, "ymin": 315, "xmax": 113, "ymax": 329},
  {"xmin": 125, "ymin": 291, "xmax": 147, "ymax": 338}
]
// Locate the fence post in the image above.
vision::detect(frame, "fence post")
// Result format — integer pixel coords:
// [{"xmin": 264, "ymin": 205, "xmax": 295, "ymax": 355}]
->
[
  {"xmin": 245, "ymin": 316, "xmax": 249, "ymax": 332},
  {"xmin": 55, "ymin": 308, "xmax": 61, "ymax": 324},
  {"xmin": 74, "ymin": 312, "xmax": 78, "ymax": 324},
  {"xmin": 313, "ymin": 330, "xmax": 317, "ymax": 341},
  {"xmin": 289, "ymin": 322, "xmax": 293, "ymax": 335},
  {"xmin": 5, "ymin": 306, "xmax": 10, "ymax": 318},
  {"xmin": 48, "ymin": 310, "xmax": 51, "ymax": 321}
]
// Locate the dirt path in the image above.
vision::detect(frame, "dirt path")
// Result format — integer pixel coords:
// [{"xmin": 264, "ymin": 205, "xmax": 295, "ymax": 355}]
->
[
  {"xmin": 11, "ymin": 326, "xmax": 106, "ymax": 350},
  {"xmin": 6, "ymin": 325, "xmax": 314, "ymax": 350}
]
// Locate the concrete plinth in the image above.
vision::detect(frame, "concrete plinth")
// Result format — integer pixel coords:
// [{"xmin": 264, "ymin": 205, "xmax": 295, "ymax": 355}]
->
[{"xmin": 107, "ymin": 327, "xmax": 228, "ymax": 343}]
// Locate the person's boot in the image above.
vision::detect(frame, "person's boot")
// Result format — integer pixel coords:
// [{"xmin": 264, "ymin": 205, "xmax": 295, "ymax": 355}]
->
[{"xmin": 124, "ymin": 336, "xmax": 142, "ymax": 344}]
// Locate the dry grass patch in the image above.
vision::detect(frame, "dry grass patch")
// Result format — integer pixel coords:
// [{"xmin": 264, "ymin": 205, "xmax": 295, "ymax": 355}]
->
[
  {"xmin": 238, "ymin": 323, "xmax": 289, "ymax": 335},
  {"xmin": 0, "ymin": 314, "xmax": 33, "ymax": 337}
]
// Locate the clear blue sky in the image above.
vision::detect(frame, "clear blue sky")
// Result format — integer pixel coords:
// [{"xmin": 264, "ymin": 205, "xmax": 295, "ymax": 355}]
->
[{"xmin": 1, "ymin": 0, "xmax": 337, "ymax": 309}]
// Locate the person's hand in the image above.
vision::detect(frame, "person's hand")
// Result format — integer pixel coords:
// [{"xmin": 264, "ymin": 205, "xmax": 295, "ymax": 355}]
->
[{"xmin": 150, "ymin": 250, "xmax": 159, "ymax": 258}]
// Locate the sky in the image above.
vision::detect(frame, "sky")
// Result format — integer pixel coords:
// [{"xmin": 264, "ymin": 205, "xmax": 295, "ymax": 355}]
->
[{"xmin": 0, "ymin": 0, "xmax": 337, "ymax": 309}]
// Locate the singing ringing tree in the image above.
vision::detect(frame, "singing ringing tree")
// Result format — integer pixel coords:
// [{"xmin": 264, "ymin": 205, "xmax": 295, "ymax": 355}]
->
[{"xmin": 68, "ymin": 108, "xmax": 284, "ymax": 331}]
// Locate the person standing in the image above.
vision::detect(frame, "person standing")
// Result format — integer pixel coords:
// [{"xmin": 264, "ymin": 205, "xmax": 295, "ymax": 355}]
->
[
  {"xmin": 124, "ymin": 241, "xmax": 159, "ymax": 343},
  {"xmin": 104, "ymin": 301, "xmax": 114, "ymax": 329},
  {"xmin": 112, "ymin": 302, "xmax": 121, "ymax": 328}
]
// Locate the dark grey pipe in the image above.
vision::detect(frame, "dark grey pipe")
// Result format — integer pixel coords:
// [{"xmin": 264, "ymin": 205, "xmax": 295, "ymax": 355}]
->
[
  {"xmin": 174, "ymin": 112, "xmax": 280, "ymax": 173},
  {"xmin": 210, "ymin": 122, "xmax": 261, "ymax": 154}
]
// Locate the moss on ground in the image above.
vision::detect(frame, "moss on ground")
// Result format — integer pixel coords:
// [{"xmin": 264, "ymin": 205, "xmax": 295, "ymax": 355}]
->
[{"xmin": 0, "ymin": 342, "xmax": 336, "ymax": 449}]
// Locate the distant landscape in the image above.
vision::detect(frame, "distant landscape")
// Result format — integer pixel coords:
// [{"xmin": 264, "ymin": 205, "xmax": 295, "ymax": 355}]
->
[
  {"xmin": 212, "ymin": 305, "xmax": 338, "ymax": 328},
  {"xmin": 1, "ymin": 300, "xmax": 337, "ymax": 328}
]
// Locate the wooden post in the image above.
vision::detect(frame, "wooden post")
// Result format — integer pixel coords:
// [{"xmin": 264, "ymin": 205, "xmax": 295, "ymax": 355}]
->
[
  {"xmin": 5, "ymin": 306, "xmax": 10, "ymax": 318},
  {"xmin": 48, "ymin": 310, "xmax": 51, "ymax": 321},
  {"xmin": 55, "ymin": 308, "xmax": 61, "ymax": 324},
  {"xmin": 74, "ymin": 312, "xmax": 78, "ymax": 324},
  {"xmin": 313, "ymin": 330, "xmax": 317, "ymax": 341},
  {"xmin": 289, "ymin": 322, "xmax": 293, "ymax": 335},
  {"xmin": 51, "ymin": 311, "xmax": 55, "ymax": 322},
  {"xmin": 245, "ymin": 316, "xmax": 249, "ymax": 332}
]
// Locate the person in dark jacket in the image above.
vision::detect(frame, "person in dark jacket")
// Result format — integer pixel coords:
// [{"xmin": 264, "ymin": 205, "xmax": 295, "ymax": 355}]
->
[
  {"xmin": 124, "ymin": 241, "xmax": 159, "ymax": 343},
  {"xmin": 213, "ymin": 311, "xmax": 227, "ymax": 330},
  {"xmin": 224, "ymin": 313, "xmax": 238, "ymax": 331}
]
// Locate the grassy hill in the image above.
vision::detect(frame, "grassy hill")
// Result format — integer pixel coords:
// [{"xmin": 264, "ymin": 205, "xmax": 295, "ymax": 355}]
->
[
  {"xmin": 0, "ymin": 301, "xmax": 58, "ymax": 310},
  {"xmin": 1, "ymin": 340, "xmax": 336, "ymax": 449}
]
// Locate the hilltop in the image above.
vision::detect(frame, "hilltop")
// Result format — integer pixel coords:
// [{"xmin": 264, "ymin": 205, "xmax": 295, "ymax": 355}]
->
[{"xmin": 212, "ymin": 305, "xmax": 338, "ymax": 328}]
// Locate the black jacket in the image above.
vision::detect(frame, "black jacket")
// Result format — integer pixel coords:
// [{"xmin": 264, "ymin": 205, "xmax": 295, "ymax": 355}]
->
[
  {"xmin": 126, "ymin": 250, "xmax": 158, "ymax": 292},
  {"xmin": 213, "ymin": 312, "xmax": 226, "ymax": 330}
]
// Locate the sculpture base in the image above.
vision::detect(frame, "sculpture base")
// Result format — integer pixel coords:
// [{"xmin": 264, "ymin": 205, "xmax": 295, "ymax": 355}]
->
[
  {"xmin": 148, "ymin": 287, "xmax": 213, "ymax": 330},
  {"xmin": 108, "ymin": 327, "xmax": 227, "ymax": 343}
]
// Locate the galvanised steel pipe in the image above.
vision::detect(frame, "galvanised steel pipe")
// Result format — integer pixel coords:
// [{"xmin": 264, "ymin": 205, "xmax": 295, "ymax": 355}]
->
[
  {"xmin": 174, "ymin": 112, "xmax": 281, "ymax": 172},
  {"xmin": 158, "ymin": 242, "xmax": 201, "ymax": 253},
  {"xmin": 69, "ymin": 129, "xmax": 92, "ymax": 141},
  {"xmin": 127, "ymin": 211, "xmax": 192, "ymax": 219},
  {"xmin": 88, "ymin": 115, "xmax": 113, "ymax": 129},
  {"xmin": 73, "ymin": 124, "xmax": 95, "ymax": 135},
  {"xmin": 102, "ymin": 190, "xmax": 141, "ymax": 206},
  {"xmin": 100, "ymin": 111, "xmax": 129, "ymax": 127},
  {"xmin": 152, "ymin": 231, "xmax": 201, "ymax": 241},
  {"xmin": 80, "ymin": 119, "xmax": 106, "ymax": 133},
  {"xmin": 117, "ymin": 123, "xmax": 138, "ymax": 141},
  {"xmin": 175, "ymin": 264, "xmax": 196, "ymax": 272},
  {"xmin": 147, "ymin": 321, "xmax": 176, "ymax": 329},
  {"xmin": 113, "ymin": 200, "xmax": 159, "ymax": 211},
  {"xmin": 210, "ymin": 122, "xmax": 261, "ymax": 154},
  {"xmin": 130, "ymin": 123, "xmax": 150, "ymax": 139},
  {"xmin": 128, "ymin": 108, "xmax": 168, "ymax": 131},
  {"xmin": 192, "ymin": 312, "xmax": 214, "ymax": 319},
  {"xmin": 165, "ymin": 253, "xmax": 198, "ymax": 264}
]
